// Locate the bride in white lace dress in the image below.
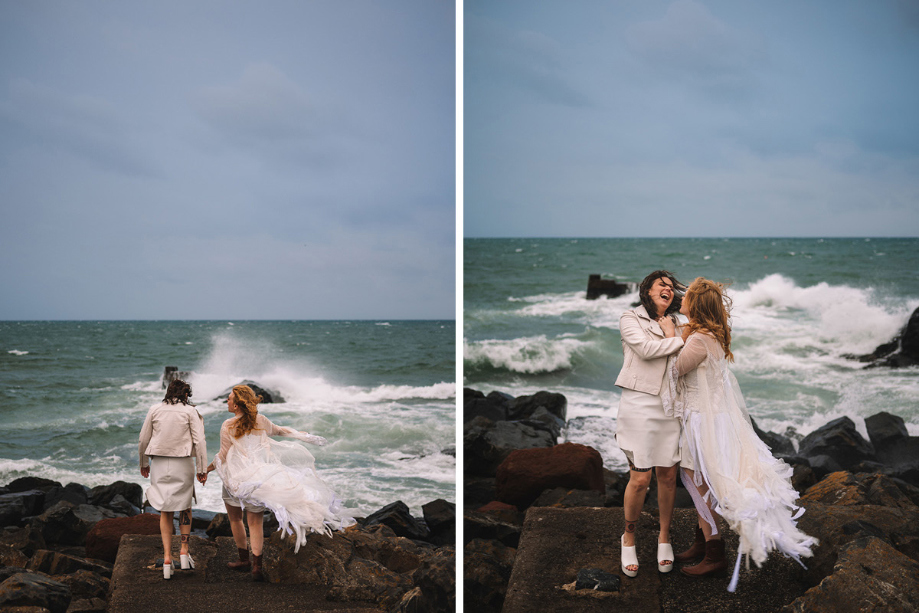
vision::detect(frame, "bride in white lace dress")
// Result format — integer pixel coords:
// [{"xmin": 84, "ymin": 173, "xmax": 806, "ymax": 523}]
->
[
  {"xmin": 205, "ymin": 385, "xmax": 355, "ymax": 580},
  {"xmin": 661, "ymin": 278, "xmax": 817, "ymax": 590}
]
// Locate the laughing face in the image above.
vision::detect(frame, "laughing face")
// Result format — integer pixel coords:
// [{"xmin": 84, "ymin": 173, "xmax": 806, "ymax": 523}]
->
[{"xmin": 649, "ymin": 277, "xmax": 675, "ymax": 318}]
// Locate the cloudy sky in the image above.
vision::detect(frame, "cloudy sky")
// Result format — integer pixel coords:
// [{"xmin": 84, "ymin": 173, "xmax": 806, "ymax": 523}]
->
[
  {"xmin": 465, "ymin": 0, "xmax": 919, "ymax": 238},
  {"xmin": 0, "ymin": 1, "xmax": 454, "ymax": 320}
]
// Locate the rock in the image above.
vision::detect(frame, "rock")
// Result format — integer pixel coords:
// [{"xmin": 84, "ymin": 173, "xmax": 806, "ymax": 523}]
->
[
  {"xmin": 795, "ymin": 501, "xmax": 919, "ymax": 584},
  {"xmin": 602, "ymin": 469, "xmax": 628, "ymax": 507},
  {"xmin": 0, "ymin": 525, "xmax": 45, "ymax": 561},
  {"xmin": 105, "ymin": 494, "xmax": 140, "ymax": 517},
  {"xmin": 29, "ymin": 502, "xmax": 118, "ymax": 547},
  {"xmin": 85, "ymin": 513, "xmax": 161, "ymax": 564},
  {"xmin": 346, "ymin": 530, "xmax": 431, "ymax": 574},
  {"xmin": 325, "ymin": 556, "xmax": 411, "ymax": 610},
  {"xmin": 392, "ymin": 586, "xmax": 429, "ymax": 613},
  {"xmin": 791, "ymin": 464, "xmax": 817, "ymax": 495},
  {"xmin": 807, "ymin": 455, "xmax": 843, "ymax": 481},
  {"xmin": 88, "ymin": 481, "xmax": 143, "ymax": 510},
  {"xmin": 66, "ymin": 597, "xmax": 108, "ymax": 612},
  {"xmin": 864, "ymin": 411, "xmax": 909, "ymax": 449},
  {"xmin": 464, "ymin": 539, "xmax": 516, "ymax": 613},
  {"xmin": 421, "ymin": 499, "xmax": 455, "ymax": 547},
  {"xmin": 5, "ymin": 477, "xmax": 62, "ymax": 493},
  {"xmin": 361, "ymin": 501, "xmax": 430, "ymax": 541},
  {"xmin": 495, "ymin": 443, "xmax": 604, "ymax": 509},
  {"xmin": 798, "ymin": 417, "xmax": 875, "ymax": 472},
  {"xmin": 216, "ymin": 380, "xmax": 284, "ymax": 404},
  {"xmin": 586, "ymin": 275, "xmax": 630, "ymax": 300},
  {"xmin": 0, "ymin": 572, "xmax": 71, "ymax": 613},
  {"xmin": 465, "ymin": 418, "xmax": 556, "ymax": 477},
  {"xmin": 409, "ymin": 547, "xmax": 455, "ymax": 613},
  {"xmin": 162, "ymin": 366, "xmax": 191, "ymax": 388},
  {"xmin": 464, "ymin": 388, "xmax": 512, "ymax": 423},
  {"xmin": 51, "ymin": 569, "xmax": 109, "ymax": 601},
  {"xmin": 43, "ymin": 483, "xmax": 90, "ymax": 511},
  {"xmin": 531, "ymin": 488, "xmax": 606, "ymax": 509},
  {"xmin": 799, "ymin": 472, "xmax": 917, "ymax": 510},
  {"xmin": 574, "ymin": 568, "xmax": 620, "ymax": 592},
  {"xmin": 519, "ymin": 407, "xmax": 566, "ymax": 440},
  {"xmin": 0, "ymin": 490, "xmax": 45, "ymax": 527},
  {"xmin": 750, "ymin": 417, "xmax": 795, "ymax": 455},
  {"xmin": 27, "ymin": 550, "xmax": 113, "ymax": 578},
  {"xmin": 476, "ymin": 501, "xmax": 521, "ymax": 525},
  {"xmin": 463, "ymin": 510, "xmax": 522, "ymax": 548},
  {"xmin": 440, "ymin": 447, "xmax": 456, "ymax": 458},
  {"xmin": 506, "ymin": 391, "xmax": 567, "ymax": 422},
  {"xmin": 464, "ymin": 477, "xmax": 496, "ymax": 507},
  {"xmin": 205, "ymin": 512, "xmax": 233, "ymax": 538},
  {"xmin": 784, "ymin": 537, "xmax": 919, "ymax": 612}
]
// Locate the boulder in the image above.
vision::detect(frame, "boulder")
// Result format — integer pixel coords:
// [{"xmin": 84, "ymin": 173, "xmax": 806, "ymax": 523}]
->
[
  {"xmin": 495, "ymin": 443, "xmax": 604, "ymax": 509},
  {"xmin": 464, "ymin": 388, "xmax": 512, "ymax": 423},
  {"xmin": 476, "ymin": 501, "xmax": 522, "ymax": 525},
  {"xmin": 464, "ymin": 477, "xmax": 496, "ymax": 508},
  {"xmin": 50, "ymin": 569, "xmax": 109, "ymax": 601},
  {"xmin": 85, "ymin": 513, "xmax": 161, "ymax": 564},
  {"xmin": 66, "ymin": 596, "xmax": 108, "ymax": 612},
  {"xmin": 506, "ymin": 391, "xmax": 567, "ymax": 422},
  {"xmin": 5, "ymin": 477, "xmax": 62, "ymax": 493},
  {"xmin": 0, "ymin": 490, "xmax": 45, "ymax": 527},
  {"xmin": 586, "ymin": 275, "xmax": 630, "ymax": 300},
  {"xmin": 463, "ymin": 510, "xmax": 522, "ymax": 548},
  {"xmin": 409, "ymin": 547, "xmax": 455, "ymax": 613},
  {"xmin": 750, "ymin": 418, "xmax": 795, "ymax": 456},
  {"xmin": 393, "ymin": 586, "xmax": 429, "ymax": 613},
  {"xmin": 806, "ymin": 454, "xmax": 843, "ymax": 481},
  {"xmin": 464, "ymin": 538, "xmax": 516, "ymax": 613},
  {"xmin": 531, "ymin": 487, "xmax": 606, "ymax": 509},
  {"xmin": 784, "ymin": 537, "xmax": 919, "ymax": 612},
  {"xmin": 799, "ymin": 471, "xmax": 917, "ymax": 510},
  {"xmin": 346, "ymin": 530, "xmax": 433, "ymax": 574},
  {"xmin": 361, "ymin": 501, "xmax": 430, "ymax": 541},
  {"xmin": 43, "ymin": 483, "xmax": 90, "ymax": 511},
  {"xmin": 88, "ymin": 481, "xmax": 143, "ymax": 510},
  {"xmin": 465, "ymin": 418, "xmax": 557, "ymax": 478},
  {"xmin": 325, "ymin": 556, "xmax": 411, "ymax": 610},
  {"xmin": 29, "ymin": 502, "xmax": 119, "ymax": 546},
  {"xmin": 864, "ymin": 411, "xmax": 909, "ymax": 449},
  {"xmin": 422, "ymin": 499, "xmax": 455, "ymax": 547},
  {"xmin": 0, "ymin": 525, "xmax": 45, "ymax": 564},
  {"xmin": 216, "ymin": 380, "xmax": 284, "ymax": 404},
  {"xmin": 574, "ymin": 568, "xmax": 620, "ymax": 592},
  {"xmin": 205, "ymin": 512, "xmax": 233, "ymax": 538},
  {"xmin": 162, "ymin": 366, "xmax": 191, "ymax": 388},
  {"xmin": 0, "ymin": 572, "xmax": 71, "ymax": 613},
  {"xmin": 26, "ymin": 550, "xmax": 113, "ymax": 578},
  {"xmin": 798, "ymin": 417, "xmax": 875, "ymax": 471}
]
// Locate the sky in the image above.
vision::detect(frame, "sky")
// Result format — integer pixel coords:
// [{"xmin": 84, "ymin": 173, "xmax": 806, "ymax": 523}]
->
[
  {"xmin": 0, "ymin": 1, "xmax": 455, "ymax": 320},
  {"xmin": 465, "ymin": 0, "xmax": 919, "ymax": 238}
]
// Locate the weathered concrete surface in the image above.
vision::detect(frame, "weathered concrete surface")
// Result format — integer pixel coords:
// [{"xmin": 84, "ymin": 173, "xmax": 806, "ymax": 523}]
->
[
  {"xmin": 108, "ymin": 535, "xmax": 378, "ymax": 613},
  {"xmin": 503, "ymin": 507, "xmax": 810, "ymax": 613}
]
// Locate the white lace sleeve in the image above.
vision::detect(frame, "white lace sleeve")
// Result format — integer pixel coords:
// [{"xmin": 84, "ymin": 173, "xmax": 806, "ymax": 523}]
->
[
  {"xmin": 661, "ymin": 334, "xmax": 708, "ymax": 418},
  {"xmin": 260, "ymin": 414, "xmax": 327, "ymax": 446}
]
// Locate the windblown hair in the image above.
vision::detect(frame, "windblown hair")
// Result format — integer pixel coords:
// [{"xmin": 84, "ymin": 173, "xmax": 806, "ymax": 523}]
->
[
  {"xmin": 639, "ymin": 270, "xmax": 686, "ymax": 319},
  {"xmin": 230, "ymin": 385, "xmax": 263, "ymax": 438},
  {"xmin": 684, "ymin": 277, "xmax": 734, "ymax": 362},
  {"xmin": 163, "ymin": 379, "xmax": 194, "ymax": 405}
]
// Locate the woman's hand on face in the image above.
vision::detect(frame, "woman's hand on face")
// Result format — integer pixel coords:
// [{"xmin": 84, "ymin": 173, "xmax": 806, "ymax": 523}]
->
[
  {"xmin": 140, "ymin": 466, "xmax": 149, "ymax": 479},
  {"xmin": 658, "ymin": 316, "xmax": 676, "ymax": 338}
]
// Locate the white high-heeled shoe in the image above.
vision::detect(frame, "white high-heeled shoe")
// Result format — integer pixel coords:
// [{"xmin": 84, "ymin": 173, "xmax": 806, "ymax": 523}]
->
[
  {"xmin": 621, "ymin": 534, "xmax": 638, "ymax": 577},
  {"xmin": 180, "ymin": 553, "xmax": 195, "ymax": 570},
  {"xmin": 658, "ymin": 542, "xmax": 674, "ymax": 573},
  {"xmin": 163, "ymin": 561, "xmax": 172, "ymax": 579}
]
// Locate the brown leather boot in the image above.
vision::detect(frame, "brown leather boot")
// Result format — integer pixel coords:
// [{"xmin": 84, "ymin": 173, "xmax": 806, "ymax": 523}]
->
[
  {"xmin": 674, "ymin": 526, "xmax": 706, "ymax": 563},
  {"xmin": 227, "ymin": 547, "xmax": 250, "ymax": 571},
  {"xmin": 680, "ymin": 538, "xmax": 727, "ymax": 577},
  {"xmin": 251, "ymin": 553, "xmax": 264, "ymax": 582}
]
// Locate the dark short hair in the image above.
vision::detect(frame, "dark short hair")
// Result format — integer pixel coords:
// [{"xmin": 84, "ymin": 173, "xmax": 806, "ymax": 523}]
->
[
  {"xmin": 163, "ymin": 379, "xmax": 193, "ymax": 405},
  {"xmin": 639, "ymin": 270, "xmax": 685, "ymax": 318}
]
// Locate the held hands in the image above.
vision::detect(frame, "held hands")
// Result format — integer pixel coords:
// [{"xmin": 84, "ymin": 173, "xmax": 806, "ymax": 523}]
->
[
  {"xmin": 196, "ymin": 473, "xmax": 208, "ymax": 485},
  {"xmin": 140, "ymin": 466, "xmax": 149, "ymax": 479},
  {"xmin": 658, "ymin": 316, "xmax": 676, "ymax": 338}
]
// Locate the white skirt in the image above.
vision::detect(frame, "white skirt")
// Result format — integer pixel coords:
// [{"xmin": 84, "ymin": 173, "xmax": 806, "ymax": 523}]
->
[
  {"xmin": 616, "ymin": 388, "xmax": 681, "ymax": 469},
  {"xmin": 147, "ymin": 456, "xmax": 195, "ymax": 512}
]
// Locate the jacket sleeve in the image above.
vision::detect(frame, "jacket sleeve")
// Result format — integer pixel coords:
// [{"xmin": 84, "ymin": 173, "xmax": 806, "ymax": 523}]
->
[
  {"xmin": 620, "ymin": 311, "xmax": 684, "ymax": 360},
  {"xmin": 189, "ymin": 409, "xmax": 208, "ymax": 472},
  {"xmin": 138, "ymin": 406, "xmax": 155, "ymax": 469}
]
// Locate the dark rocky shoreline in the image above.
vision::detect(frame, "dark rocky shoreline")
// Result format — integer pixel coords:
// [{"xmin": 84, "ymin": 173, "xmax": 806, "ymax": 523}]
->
[
  {"xmin": 464, "ymin": 387, "xmax": 919, "ymax": 612},
  {"xmin": 0, "ymin": 478, "xmax": 455, "ymax": 612}
]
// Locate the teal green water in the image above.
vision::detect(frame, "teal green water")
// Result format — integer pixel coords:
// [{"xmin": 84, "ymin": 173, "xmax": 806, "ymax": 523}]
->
[
  {"xmin": 0, "ymin": 320, "xmax": 455, "ymax": 515},
  {"xmin": 465, "ymin": 238, "xmax": 919, "ymax": 471}
]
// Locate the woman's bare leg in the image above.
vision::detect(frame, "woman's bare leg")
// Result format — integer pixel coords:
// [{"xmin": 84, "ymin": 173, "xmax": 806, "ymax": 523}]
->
[
  {"xmin": 159, "ymin": 511, "xmax": 175, "ymax": 565},
  {"xmin": 655, "ymin": 465, "xmax": 678, "ymax": 558},
  {"xmin": 621, "ymin": 467, "xmax": 652, "ymax": 573},
  {"xmin": 226, "ymin": 503, "xmax": 248, "ymax": 550},
  {"xmin": 178, "ymin": 508, "xmax": 193, "ymax": 556},
  {"xmin": 683, "ymin": 468, "xmax": 721, "ymax": 539},
  {"xmin": 247, "ymin": 511, "xmax": 265, "ymax": 556}
]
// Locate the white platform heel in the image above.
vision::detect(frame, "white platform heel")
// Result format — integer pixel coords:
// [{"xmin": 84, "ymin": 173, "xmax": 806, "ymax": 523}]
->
[
  {"xmin": 621, "ymin": 534, "xmax": 639, "ymax": 577},
  {"xmin": 180, "ymin": 553, "xmax": 195, "ymax": 570},
  {"xmin": 163, "ymin": 561, "xmax": 172, "ymax": 579}
]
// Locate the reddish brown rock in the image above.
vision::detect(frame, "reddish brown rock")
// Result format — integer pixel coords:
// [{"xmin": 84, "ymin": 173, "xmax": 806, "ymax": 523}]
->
[
  {"xmin": 84, "ymin": 513, "xmax": 161, "ymax": 563},
  {"xmin": 799, "ymin": 471, "xmax": 917, "ymax": 510},
  {"xmin": 495, "ymin": 443, "xmax": 604, "ymax": 508}
]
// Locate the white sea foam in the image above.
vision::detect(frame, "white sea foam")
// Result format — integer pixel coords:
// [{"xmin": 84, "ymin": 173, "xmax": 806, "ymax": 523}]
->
[
  {"xmin": 464, "ymin": 335, "xmax": 592, "ymax": 373},
  {"xmin": 503, "ymin": 290, "xmax": 638, "ymax": 330},
  {"xmin": 7, "ymin": 350, "xmax": 28, "ymax": 355}
]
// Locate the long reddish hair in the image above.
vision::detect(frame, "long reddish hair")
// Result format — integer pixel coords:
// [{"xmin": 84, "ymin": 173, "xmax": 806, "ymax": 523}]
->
[
  {"xmin": 230, "ymin": 385, "xmax": 263, "ymax": 438},
  {"xmin": 684, "ymin": 277, "xmax": 734, "ymax": 362}
]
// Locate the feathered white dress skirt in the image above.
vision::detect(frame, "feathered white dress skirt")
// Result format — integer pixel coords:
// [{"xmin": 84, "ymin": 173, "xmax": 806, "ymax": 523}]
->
[{"xmin": 147, "ymin": 455, "xmax": 195, "ymax": 512}]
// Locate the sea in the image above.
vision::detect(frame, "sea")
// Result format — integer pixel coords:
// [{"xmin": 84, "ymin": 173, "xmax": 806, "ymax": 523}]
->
[
  {"xmin": 464, "ymin": 237, "xmax": 919, "ymax": 472},
  {"xmin": 0, "ymin": 320, "xmax": 456, "ymax": 516}
]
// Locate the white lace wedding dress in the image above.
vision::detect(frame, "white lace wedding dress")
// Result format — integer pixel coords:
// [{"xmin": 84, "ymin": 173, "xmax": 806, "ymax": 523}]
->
[
  {"xmin": 661, "ymin": 333, "xmax": 817, "ymax": 591},
  {"xmin": 214, "ymin": 414, "xmax": 356, "ymax": 552}
]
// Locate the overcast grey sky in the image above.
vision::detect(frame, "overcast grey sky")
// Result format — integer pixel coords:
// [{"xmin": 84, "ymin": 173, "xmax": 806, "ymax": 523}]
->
[
  {"xmin": 465, "ymin": 0, "xmax": 919, "ymax": 238},
  {"xmin": 0, "ymin": 1, "xmax": 454, "ymax": 320}
]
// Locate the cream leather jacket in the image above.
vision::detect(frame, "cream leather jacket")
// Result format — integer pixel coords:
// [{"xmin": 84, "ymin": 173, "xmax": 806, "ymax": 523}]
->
[
  {"xmin": 138, "ymin": 401, "xmax": 207, "ymax": 470},
  {"xmin": 614, "ymin": 306, "xmax": 684, "ymax": 395}
]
